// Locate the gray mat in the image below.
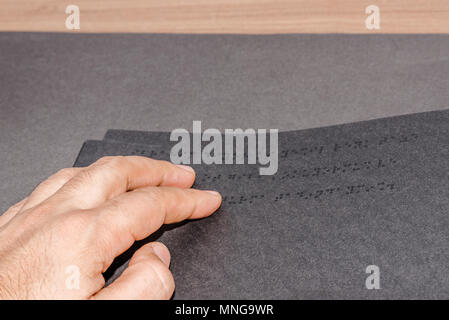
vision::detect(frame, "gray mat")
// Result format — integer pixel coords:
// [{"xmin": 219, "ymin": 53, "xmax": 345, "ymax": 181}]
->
[
  {"xmin": 1, "ymin": 33, "xmax": 449, "ymax": 213},
  {"xmin": 76, "ymin": 110, "xmax": 449, "ymax": 299}
]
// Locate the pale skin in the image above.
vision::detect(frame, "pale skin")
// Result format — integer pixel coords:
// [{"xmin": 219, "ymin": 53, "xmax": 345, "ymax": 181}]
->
[{"xmin": 0, "ymin": 156, "xmax": 222, "ymax": 299}]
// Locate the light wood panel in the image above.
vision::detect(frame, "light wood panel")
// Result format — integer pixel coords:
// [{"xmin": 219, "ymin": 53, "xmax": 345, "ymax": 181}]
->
[{"xmin": 1, "ymin": 0, "xmax": 448, "ymax": 33}]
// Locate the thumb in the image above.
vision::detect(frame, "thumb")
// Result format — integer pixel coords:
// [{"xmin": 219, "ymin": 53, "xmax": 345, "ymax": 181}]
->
[{"xmin": 92, "ymin": 242, "xmax": 174, "ymax": 300}]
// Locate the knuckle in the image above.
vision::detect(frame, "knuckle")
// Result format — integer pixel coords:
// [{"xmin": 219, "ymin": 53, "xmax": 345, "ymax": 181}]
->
[
  {"xmin": 98, "ymin": 198, "xmax": 129, "ymax": 234},
  {"xmin": 105, "ymin": 197, "xmax": 125, "ymax": 215},
  {"xmin": 34, "ymin": 178, "xmax": 54, "ymax": 191},
  {"xmin": 93, "ymin": 156, "xmax": 116, "ymax": 166},
  {"xmin": 107, "ymin": 156, "xmax": 124, "ymax": 167},
  {"xmin": 70, "ymin": 169, "xmax": 97, "ymax": 187},
  {"xmin": 139, "ymin": 188, "xmax": 167, "ymax": 216},
  {"xmin": 138, "ymin": 186, "xmax": 157, "ymax": 200},
  {"xmin": 95, "ymin": 156, "xmax": 126, "ymax": 169},
  {"xmin": 87, "ymin": 156, "xmax": 127, "ymax": 186},
  {"xmin": 54, "ymin": 168, "xmax": 78, "ymax": 181},
  {"xmin": 58, "ymin": 170, "xmax": 95, "ymax": 197},
  {"xmin": 146, "ymin": 187, "xmax": 166, "ymax": 202}
]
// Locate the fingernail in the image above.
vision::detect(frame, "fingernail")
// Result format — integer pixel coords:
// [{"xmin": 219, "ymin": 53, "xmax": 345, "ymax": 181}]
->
[
  {"xmin": 205, "ymin": 190, "xmax": 221, "ymax": 197},
  {"xmin": 153, "ymin": 243, "xmax": 171, "ymax": 267},
  {"xmin": 203, "ymin": 190, "xmax": 222, "ymax": 214},
  {"xmin": 176, "ymin": 164, "xmax": 195, "ymax": 175}
]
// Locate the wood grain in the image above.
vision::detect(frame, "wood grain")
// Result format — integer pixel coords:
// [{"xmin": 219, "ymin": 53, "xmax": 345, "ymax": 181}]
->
[{"xmin": 1, "ymin": 0, "xmax": 448, "ymax": 33}]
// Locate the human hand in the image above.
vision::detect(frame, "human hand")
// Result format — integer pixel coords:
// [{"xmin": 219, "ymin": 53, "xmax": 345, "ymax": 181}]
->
[{"xmin": 0, "ymin": 156, "xmax": 221, "ymax": 299}]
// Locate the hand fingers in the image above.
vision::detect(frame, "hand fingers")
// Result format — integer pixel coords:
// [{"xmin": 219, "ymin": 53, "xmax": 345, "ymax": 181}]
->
[
  {"xmin": 46, "ymin": 156, "xmax": 196, "ymax": 212},
  {"xmin": 93, "ymin": 186, "xmax": 221, "ymax": 269},
  {"xmin": 20, "ymin": 168, "xmax": 83, "ymax": 212},
  {"xmin": 0, "ymin": 198, "xmax": 28, "ymax": 228},
  {"xmin": 92, "ymin": 242, "xmax": 174, "ymax": 300}
]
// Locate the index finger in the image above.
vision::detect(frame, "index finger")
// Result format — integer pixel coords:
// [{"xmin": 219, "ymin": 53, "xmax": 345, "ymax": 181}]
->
[{"xmin": 92, "ymin": 186, "xmax": 222, "ymax": 270}]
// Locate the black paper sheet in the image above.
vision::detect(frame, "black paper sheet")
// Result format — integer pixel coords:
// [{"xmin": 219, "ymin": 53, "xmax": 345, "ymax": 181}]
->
[{"xmin": 74, "ymin": 110, "xmax": 449, "ymax": 299}]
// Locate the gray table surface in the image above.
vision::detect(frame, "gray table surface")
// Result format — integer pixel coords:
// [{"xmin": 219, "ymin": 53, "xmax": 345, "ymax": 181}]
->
[{"xmin": 1, "ymin": 33, "xmax": 448, "ymax": 213}]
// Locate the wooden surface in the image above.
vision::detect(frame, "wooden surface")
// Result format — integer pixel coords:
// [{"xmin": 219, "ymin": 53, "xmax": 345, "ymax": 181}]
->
[{"xmin": 1, "ymin": 0, "xmax": 449, "ymax": 33}]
